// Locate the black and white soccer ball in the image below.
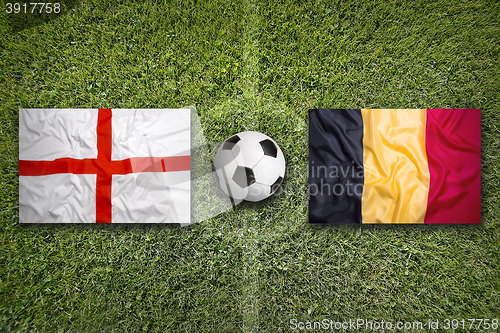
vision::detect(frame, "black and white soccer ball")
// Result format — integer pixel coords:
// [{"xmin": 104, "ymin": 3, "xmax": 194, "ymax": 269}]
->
[{"xmin": 214, "ymin": 131, "xmax": 285, "ymax": 202}]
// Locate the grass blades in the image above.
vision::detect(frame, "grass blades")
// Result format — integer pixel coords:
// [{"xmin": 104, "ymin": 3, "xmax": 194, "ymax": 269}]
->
[{"xmin": 0, "ymin": 0, "xmax": 499, "ymax": 331}]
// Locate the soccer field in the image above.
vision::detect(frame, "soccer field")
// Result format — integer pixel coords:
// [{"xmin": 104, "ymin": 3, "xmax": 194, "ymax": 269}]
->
[{"xmin": 1, "ymin": 0, "xmax": 499, "ymax": 331}]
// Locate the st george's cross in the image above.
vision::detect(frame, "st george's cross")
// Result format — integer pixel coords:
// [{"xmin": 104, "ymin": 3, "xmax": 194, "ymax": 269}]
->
[{"xmin": 19, "ymin": 108, "xmax": 191, "ymax": 223}]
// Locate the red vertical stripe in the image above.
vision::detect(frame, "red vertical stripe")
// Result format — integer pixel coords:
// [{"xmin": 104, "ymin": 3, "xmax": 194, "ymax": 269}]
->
[
  {"xmin": 96, "ymin": 108, "xmax": 113, "ymax": 223},
  {"xmin": 424, "ymin": 109, "xmax": 481, "ymax": 223}
]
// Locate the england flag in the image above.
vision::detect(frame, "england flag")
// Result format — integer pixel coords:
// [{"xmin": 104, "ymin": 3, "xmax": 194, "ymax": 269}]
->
[{"xmin": 19, "ymin": 108, "xmax": 191, "ymax": 223}]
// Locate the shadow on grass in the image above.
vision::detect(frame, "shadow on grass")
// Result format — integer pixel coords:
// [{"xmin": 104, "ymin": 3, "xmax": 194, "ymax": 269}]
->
[
  {"xmin": 308, "ymin": 222, "xmax": 485, "ymax": 234},
  {"xmin": 4, "ymin": 0, "xmax": 80, "ymax": 33},
  {"xmin": 16, "ymin": 222, "xmax": 190, "ymax": 234}
]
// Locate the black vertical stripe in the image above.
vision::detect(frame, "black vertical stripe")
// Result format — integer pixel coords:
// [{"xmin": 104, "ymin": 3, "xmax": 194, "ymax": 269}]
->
[{"xmin": 308, "ymin": 109, "xmax": 364, "ymax": 224}]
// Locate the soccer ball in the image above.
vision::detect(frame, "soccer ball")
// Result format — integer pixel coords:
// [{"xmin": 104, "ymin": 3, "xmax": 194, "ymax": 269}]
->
[{"xmin": 214, "ymin": 131, "xmax": 285, "ymax": 202}]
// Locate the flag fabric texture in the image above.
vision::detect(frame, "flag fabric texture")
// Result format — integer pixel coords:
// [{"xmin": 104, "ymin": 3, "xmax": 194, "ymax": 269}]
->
[
  {"xmin": 309, "ymin": 109, "xmax": 481, "ymax": 224},
  {"xmin": 19, "ymin": 108, "xmax": 191, "ymax": 223}
]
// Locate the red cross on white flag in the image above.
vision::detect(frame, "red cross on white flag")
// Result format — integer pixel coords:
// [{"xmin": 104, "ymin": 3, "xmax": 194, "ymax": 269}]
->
[{"xmin": 19, "ymin": 108, "xmax": 191, "ymax": 223}]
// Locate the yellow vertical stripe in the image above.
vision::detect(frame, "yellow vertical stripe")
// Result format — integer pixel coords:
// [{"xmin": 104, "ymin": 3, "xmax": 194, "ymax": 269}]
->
[{"xmin": 361, "ymin": 109, "xmax": 430, "ymax": 223}]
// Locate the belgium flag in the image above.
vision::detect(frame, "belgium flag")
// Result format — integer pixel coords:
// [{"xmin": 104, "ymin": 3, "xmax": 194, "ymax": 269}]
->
[{"xmin": 309, "ymin": 109, "xmax": 481, "ymax": 224}]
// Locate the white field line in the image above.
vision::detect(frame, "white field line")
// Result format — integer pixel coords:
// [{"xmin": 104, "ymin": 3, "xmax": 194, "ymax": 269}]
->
[{"xmin": 240, "ymin": 0, "xmax": 261, "ymax": 331}]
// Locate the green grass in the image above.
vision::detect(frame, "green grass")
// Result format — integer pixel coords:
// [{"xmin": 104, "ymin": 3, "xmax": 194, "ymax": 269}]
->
[{"xmin": 1, "ymin": 0, "xmax": 499, "ymax": 331}]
